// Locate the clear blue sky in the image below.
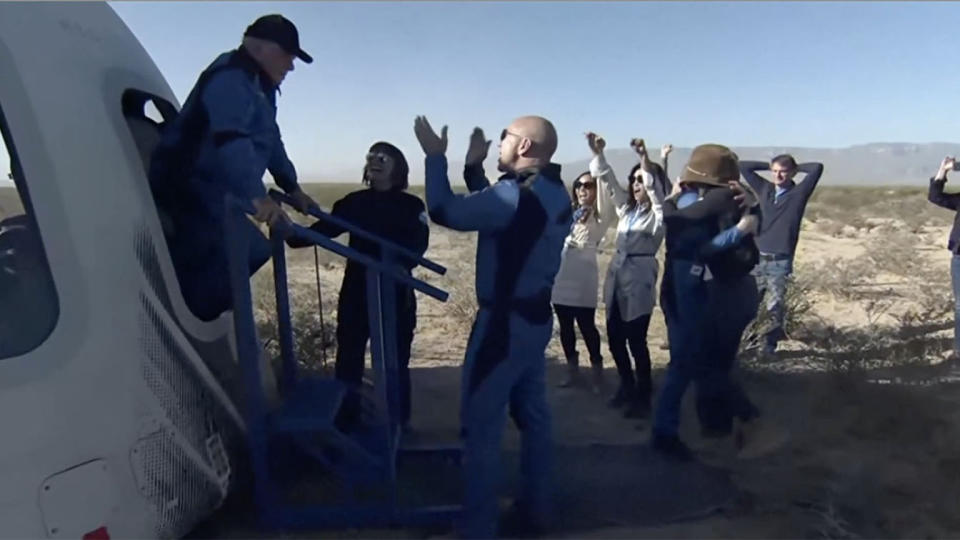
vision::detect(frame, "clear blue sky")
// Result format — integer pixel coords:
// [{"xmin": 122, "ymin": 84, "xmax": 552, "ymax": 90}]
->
[{"xmin": 7, "ymin": 2, "xmax": 960, "ymax": 183}]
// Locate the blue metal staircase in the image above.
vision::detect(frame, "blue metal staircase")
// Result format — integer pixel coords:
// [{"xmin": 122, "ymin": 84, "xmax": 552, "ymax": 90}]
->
[{"xmin": 224, "ymin": 190, "xmax": 462, "ymax": 531}]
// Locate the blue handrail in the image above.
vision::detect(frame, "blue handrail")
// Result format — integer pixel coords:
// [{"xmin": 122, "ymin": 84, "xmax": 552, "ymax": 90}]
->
[
  {"xmin": 288, "ymin": 223, "xmax": 448, "ymax": 302},
  {"xmin": 268, "ymin": 188, "xmax": 446, "ymax": 276},
  {"xmin": 235, "ymin": 195, "xmax": 447, "ymax": 302}
]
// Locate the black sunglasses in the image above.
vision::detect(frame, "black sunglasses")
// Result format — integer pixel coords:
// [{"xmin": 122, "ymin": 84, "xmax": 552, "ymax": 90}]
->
[
  {"xmin": 500, "ymin": 129, "xmax": 524, "ymax": 142},
  {"xmin": 574, "ymin": 180, "xmax": 596, "ymax": 189}
]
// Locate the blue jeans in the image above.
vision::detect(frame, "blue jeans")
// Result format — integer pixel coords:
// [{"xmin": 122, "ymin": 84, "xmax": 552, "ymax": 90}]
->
[
  {"xmin": 653, "ymin": 259, "xmax": 711, "ymax": 438},
  {"xmin": 951, "ymin": 254, "xmax": 960, "ymax": 355},
  {"xmin": 459, "ymin": 307, "xmax": 553, "ymax": 538},
  {"xmin": 753, "ymin": 256, "xmax": 793, "ymax": 352}
]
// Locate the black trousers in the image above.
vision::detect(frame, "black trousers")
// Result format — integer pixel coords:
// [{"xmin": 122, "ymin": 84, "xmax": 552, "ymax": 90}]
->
[
  {"xmin": 335, "ymin": 278, "xmax": 417, "ymax": 428},
  {"xmin": 696, "ymin": 274, "xmax": 761, "ymax": 434},
  {"xmin": 606, "ymin": 296, "xmax": 652, "ymax": 399},
  {"xmin": 552, "ymin": 304, "xmax": 602, "ymax": 367}
]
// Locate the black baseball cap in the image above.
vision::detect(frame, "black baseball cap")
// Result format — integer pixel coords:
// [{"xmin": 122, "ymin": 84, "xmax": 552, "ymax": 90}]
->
[{"xmin": 244, "ymin": 14, "xmax": 313, "ymax": 64}]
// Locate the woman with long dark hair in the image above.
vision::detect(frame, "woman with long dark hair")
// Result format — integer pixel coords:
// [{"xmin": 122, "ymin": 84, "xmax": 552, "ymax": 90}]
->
[
  {"xmin": 550, "ymin": 161, "xmax": 616, "ymax": 391},
  {"xmin": 586, "ymin": 133, "xmax": 665, "ymax": 419},
  {"xmin": 288, "ymin": 141, "xmax": 428, "ymax": 433}
]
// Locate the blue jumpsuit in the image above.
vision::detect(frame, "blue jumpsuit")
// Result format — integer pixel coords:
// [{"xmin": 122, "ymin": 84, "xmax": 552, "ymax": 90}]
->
[
  {"xmin": 149, "ymin": 47, "xmax": 302, "ymax": 320},
  {"xmin": 425, "ymin": 156, "xmax": 572, "ymax": 538}
]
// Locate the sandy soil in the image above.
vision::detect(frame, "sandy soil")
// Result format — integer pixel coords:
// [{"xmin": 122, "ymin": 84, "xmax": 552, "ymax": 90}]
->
[{"xmin": 239, "ymin": 211, "xmax": 960, "ymax": 538}]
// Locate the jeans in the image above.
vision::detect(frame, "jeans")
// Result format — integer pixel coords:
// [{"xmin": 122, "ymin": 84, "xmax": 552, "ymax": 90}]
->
[
  {"xmin": 951, "ymin": 254, "xmax": 960, "ymax": 355},
  {"xmin": 753, "ymin": 256, "xmax": 793, "ymax": 352},
  {"xmin": 652, "ymin": 259, "xmax": 711, "ymax": 438}
]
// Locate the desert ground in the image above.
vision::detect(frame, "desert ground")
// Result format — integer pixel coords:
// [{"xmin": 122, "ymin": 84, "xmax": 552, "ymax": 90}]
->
[
  {"xmin": 5, "ymin": 183, "xmax": 960, "ymax": 537},
  {"xmin": 241, "ymin": 184, "xmax": 960, "ymax": 538}
]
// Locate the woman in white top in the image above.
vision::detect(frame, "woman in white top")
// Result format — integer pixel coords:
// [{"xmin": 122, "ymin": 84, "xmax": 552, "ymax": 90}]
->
[
  {"xmin": 587, "ymin": 133, "xmax": 665, "ymax": 419},
  {"xmin": 550, "ymin": 156, "xmax": 617, "ymax": 390}
]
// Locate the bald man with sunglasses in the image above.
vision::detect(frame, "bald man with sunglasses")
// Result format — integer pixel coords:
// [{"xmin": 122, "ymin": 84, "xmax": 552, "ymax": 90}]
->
[{"xmin": 414, "ymin": 115, "xmax": 571, "ymax": 538}]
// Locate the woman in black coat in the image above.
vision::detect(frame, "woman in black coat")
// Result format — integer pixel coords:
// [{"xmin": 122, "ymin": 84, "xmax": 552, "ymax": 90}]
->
[{"xmin": 289, "ymin": 141, "xmax": 429, "ymax": 433}]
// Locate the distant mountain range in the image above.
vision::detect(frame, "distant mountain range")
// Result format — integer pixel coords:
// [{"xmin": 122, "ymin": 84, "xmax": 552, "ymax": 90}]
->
[{"xmin": 320, "ymin": 142, "xmax": 960, "ymax": 186}]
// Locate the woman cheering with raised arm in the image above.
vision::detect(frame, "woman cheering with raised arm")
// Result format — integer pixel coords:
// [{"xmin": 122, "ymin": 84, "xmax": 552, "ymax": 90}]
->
[
  {"xmin": 550, "ymin": 145, "xmax": 618, "ymax": 392},
  {"xmin": 588, "ymin": 133, "xmax": 665, "ymax": 419}
]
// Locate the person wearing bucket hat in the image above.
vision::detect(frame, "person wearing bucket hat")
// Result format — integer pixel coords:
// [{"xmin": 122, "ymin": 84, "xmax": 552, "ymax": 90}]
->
[
  {"xmin": 650, "ymin": 143, "xmax": 764, "ymax": 460},
  {"xmin": 287, "ymin": 142, "xmax": 428, "ymax": 434},
  {"xmin": 149, "ymin": 13, "xmax": 318, "ymax": 321}
]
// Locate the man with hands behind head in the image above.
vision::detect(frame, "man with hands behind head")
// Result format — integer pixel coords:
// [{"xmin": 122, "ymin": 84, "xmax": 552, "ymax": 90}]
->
[{"xmin": 739, "ymin": 154, "xmax": 823, "ymax": 357}]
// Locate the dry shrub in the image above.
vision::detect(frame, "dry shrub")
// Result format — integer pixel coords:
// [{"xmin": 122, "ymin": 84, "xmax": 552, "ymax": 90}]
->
[
  {"xmin": 808, "ymin": 256, "xmax": 878, "ymax": 300},
  {"xmin": 440, "ymin": 236, "xmax": 479, "ymax": 328},
  {"xmin": 251, "ymin": 261, "xmax": 338, "ymax": 373}
]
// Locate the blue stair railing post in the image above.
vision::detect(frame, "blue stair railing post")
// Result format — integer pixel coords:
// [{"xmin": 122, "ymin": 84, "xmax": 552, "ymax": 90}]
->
[
  {"xmin": 223, "ymin": 196, "xmax": 274, "ymax": 523},
  {"xmin": 270, "ymin": 227, "xmax": 298, "ymax": 394},
  {"xmin": 365, "ymin": 250, "xmax": 401, "ymax": 492},
  {"xmin": 364, "ymin": 268, "xmax": 388, "ymax": 479},
  {"xmin": 378, "ymin": 248, "xmax": 402, "ymax": 513},
  {"xmin": 380, "ymin": 249, "xmax": 401, "ymax": 429}
]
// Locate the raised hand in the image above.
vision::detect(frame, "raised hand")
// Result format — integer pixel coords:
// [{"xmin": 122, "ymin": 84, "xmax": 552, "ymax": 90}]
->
[
  {"xmin": 937, "ymin": 156, "xmax": 956, "ymax": 181},
  {"xmin": 630, "ymin": 138, "xmax": 647, "ymax": 158},
  {"xmin": 413, "ymin": 115, "xmax": 448, "ymax": 156},
  {"xmin": 465, "ymin": 127, "xmax": 491, "ymax": 165},
  {"xmin": 661, "ymin": 144, "xmax": 673, "ymax": 159},
  {"xmin": 666, "ymin": 177, "xmax": 683, "ymax": 200},
  {"xmin": 586, "ymin": 132, "xmax": 606, "ymax": 155}
]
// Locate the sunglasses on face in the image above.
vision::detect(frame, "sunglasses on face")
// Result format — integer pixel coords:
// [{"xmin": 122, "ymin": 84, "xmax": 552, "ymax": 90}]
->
[
  {"xmin": 500, "ymin": 129, "xmax": 524, "ymax": 142},
  {"xmin": 574, "ymin": 181, "xmax": 596, "ymax": 190},
  {"xmin": 366, "ymin": 152, "xmax": 392, "ymax": 165}
]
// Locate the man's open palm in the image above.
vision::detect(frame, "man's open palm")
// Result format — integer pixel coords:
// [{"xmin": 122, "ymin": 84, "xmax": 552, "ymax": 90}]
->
[
  {"xmin": 465, "ymin": 127, "xmax": 490, "ymax": 165},
  {"xmin": 414, "ymin": 116, "xmax": 448, "ymax": 156}
]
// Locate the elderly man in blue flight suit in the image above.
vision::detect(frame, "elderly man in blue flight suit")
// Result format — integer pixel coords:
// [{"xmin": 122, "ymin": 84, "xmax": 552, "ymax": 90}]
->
[
  {"xmin": 414, "ymin": 115, "xmax": 572, "ymax": 538},
  {"xmin": 150, "ymin": 14, "xmax": 318, "ymax": 321}
]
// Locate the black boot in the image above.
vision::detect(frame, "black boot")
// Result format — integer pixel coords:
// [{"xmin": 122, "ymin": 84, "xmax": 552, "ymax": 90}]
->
[
  {"xmin": 557, "ymin": 358, "xmax": 583, "ymax": 388},
  {"xmin": 623, "ymin": 393, "xmax": 651, "ymax": 419},
  {"xmin": 607, "ymin": 384, "xmax": 628, "ymax": 408},
  {"xmin": 590, "ymin": 362, "xmax": 605, "ymax": 395}
]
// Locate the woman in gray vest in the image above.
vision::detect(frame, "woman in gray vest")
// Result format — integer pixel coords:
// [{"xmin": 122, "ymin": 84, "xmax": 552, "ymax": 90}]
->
[{"xmin": 587, "ymin": 133, "xmax": 665, "ymax": 419}]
